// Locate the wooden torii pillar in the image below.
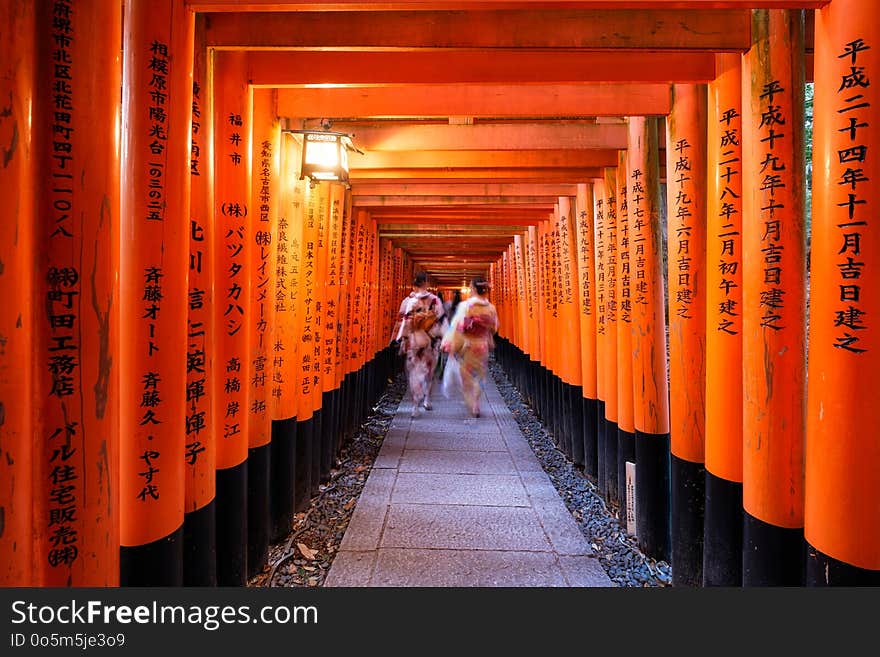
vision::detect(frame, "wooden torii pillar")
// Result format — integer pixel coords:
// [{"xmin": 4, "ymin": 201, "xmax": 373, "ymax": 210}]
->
[
  {"xmin": 627, "ymin": 117, "xmax": 671, "ymax": 562},
  {"xmin": 667, "ymin": 84, "xmax": 708, "ymax": 587},
  {"xmin": 705, "ymin": 53, "xmax": 745, "ymax": 587},
  {"xmin": 120, "ymin": 0, "xmax": 193, "ymax": 586},
  {"xmin": 741, "ymin": 8, "xmax": 807, "ymax": 586},
  {"xmin": 575, "ymin": 184, "xmax": 599, "ymax": 481},
  {"xmin": 806, "ymin": 0, "xmax": 880, "ymax": 585}
]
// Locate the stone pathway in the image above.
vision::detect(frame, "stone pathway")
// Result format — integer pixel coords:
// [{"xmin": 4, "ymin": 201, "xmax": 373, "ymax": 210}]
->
[{"xmin": 324, "ymin": 377, "xmax": 613, "ymax": 587}]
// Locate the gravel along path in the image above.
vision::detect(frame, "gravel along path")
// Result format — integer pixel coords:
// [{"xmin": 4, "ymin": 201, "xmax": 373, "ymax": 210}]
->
[
  {"xmin": 249, "ymin": 372, "xmax": 408, "ymax": 588},
  {"xmin": 489, "ymin": 358, "xmax": 672, "ymax": 588}
]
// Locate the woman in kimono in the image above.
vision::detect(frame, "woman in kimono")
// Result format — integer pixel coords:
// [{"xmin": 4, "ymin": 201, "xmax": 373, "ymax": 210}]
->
[
  {"xmin": 441, "ymin": 277, "xmax": 499, "ymax": 417},
  {"xmin": 394, "ymin": 271, "xmax": 445, "ymax": 417}
]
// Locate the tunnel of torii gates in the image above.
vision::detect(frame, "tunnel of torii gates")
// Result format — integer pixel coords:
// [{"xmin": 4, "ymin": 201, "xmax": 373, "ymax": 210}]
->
[{"xmin": 0, "ymin": 0, "xmax": 877, "ymax": 589}]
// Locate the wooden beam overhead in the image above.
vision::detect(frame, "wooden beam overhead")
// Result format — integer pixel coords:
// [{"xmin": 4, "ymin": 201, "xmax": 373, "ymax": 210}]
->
[
  {"xmin": 206, "ymin": 9, "xmax": 751, "ymax": 50},
  {"xmin": 350, "ymin": 167, "xmax": 605, "ymax": 180},
  {"xmin": 276, "ymin": 84, "xmax": 671, "ymax": 117},
  {"xmin": 357, "ymin": 196, "xmax": 559, "ymax": 207},
  {"xmin": 248, "ymin": 50, "xmax": 717, "ymax": 85},
  {"xmin": 350, "ymin": 149, "xmax": 620, "ymax": 169},
  {"xmin": 354, "ymin": 183, "xmax": 580, "ymax": 196},
  {"xmin": 374, "ymin": 215, "xmax": 543, "ymax": 225},
  {"xmin": 338, "ymin": 122, "xmax": 629, "ymax": 151},
  {"xmin": 190, "ymin": 2, "xmax": 829, "ymax": 12}
]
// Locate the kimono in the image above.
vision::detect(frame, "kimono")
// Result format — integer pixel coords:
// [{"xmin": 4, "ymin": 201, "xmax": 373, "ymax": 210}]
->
[
  {"xmin": 394, "ymin": 290, "xmax": 445, "ymax": 410},
  {"xmin": 441, "ymin": 295, "xmax": 499, "ymax": 416}
]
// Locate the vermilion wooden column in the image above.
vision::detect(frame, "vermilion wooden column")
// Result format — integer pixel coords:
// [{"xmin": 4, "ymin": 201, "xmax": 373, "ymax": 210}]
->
[
  {"xmin": 120, "ymin": 0, "xmax": 191, "ymax": 586},
  {"xmin": 0, "ymin": 0, "xmax": 35, "ymax": 587},
  {"xmin": 527, "ymin": 225, "xmax": 542, "ymax": 409},
  {"xmin": 247, "ymin": 88, "xmax": 277, "ymax": 579},
  {"xmin": 615, "ymin": 152, "xmax": 637, "ymax": 534},
  {"xmin": 742, "ymin": 8, "xmax": 807, "ymax": 586},
  {"xmin": 593, "ymin": 178, "xmax": 608, "ymax": 494},
  {"xmin": 559, "ymin": 197, "xmax": 585, "ymax": 467},
  {"xmin": 212, "ymin": 50, "xmax": 251, "ymax": 586},
  {"xmin": 705, "ymin": 53, "xmax": 745, "ymax": 587},
  {"xmin": 628, "ymin": 117, "xmax": 671, "ymax": 561},
  {"xmin": 575, "ymin": 183, "xmax": 599, "ymax": 480},
  {"xmin": 603, "ymin": 168, "xmax": 619, "ymax": 506},
  {"xmin": 667, "ymin": 83, "xmax": 708, "ymax": 587},
  {"xmin": 546, "ymin": 218, "xmax": 565, "ymax": 452},
  {"xmin": 323, "ymin": 183, "xmax": 345, "ymax": 468},
  {"xmin": 806, "ymin": 0, "xmax": 880, "ymax": 585},
  {"xmin": 184, "ymin": 14, "xmax": 216, "ymax": 586},
  {"xmin": 301, "ymin": 182, "xmax": 323, "ymax": 495}
]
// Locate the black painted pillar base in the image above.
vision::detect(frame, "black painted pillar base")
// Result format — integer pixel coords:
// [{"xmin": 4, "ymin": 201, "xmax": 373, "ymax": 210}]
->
[
  {"xmin": 559, "ymin": 379, "xmax": 572, "ymax": 459},
  {"xmin": 617, "ymin": 428, "xmax": 636, "ymax": 530},
  {"xmin": 597, "ymin": 399, "xmax": 607, "ymax": 495},
  {"xmin": 270, "ymin": 416, "xmax": 297, "ymax": 542},
  {"xmin": 247, "ymin": 443, "xmax": 271, "ymax": 580},
  {"xmin": 636, "ymin": 429, "xmax": 671, "ymax": 563},
  {"xmin": 671, "ymin": 454, "xmax": 705, "ymax": 587},
  {"xmin": 311, "ymin": 407, "xmax": 323, "ymax": 494},
  {"xmin": 604, "ymin": 418, "xmax": 619, "ymax": 506},
  {"xmin": 183, "ymin": 501, "xmax": 216, "ymax": 586},
  {"xmin": 703, "ymin": 472, "xmax": 743, "ymax": 586},
  {"xmin": 216, "ymin": 460, "xmax": 247, "ymax": 586},
  {"xmin": 743, "ymin": 513, "xmax": 805, "ymax": 586},
  {"xmin": 294, "ymin": 417, "xmax": 313, "ymax": 513},
  {"xmin": 321, "ymin": 389, "xmax": 335, "ymax": 480},
  {"xmin": 582, "ymin": 397, "xmax": 599, "ymax": 481},
  {"xmin": 121, "ymin": 525, "xmax": 184, "ymax": 586},
  {"xmin": 806, "ymin": 544, "xmax": 880, "ymax": 586}
]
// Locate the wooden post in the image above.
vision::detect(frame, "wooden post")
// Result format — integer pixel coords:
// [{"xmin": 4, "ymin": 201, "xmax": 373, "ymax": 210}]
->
[
  {"xmin": 559, "ymin": 197, "xmax": 585, "ymax": 467},
  {"xmin": 806, "ymin": 0, "xmax": 880, "ymax": 585},
  {"xmin": 120, "ymin": 0, "xmax": 192, "ymax": 586},
  {"xmin": 705, "ymin": 53, "xmax": 745, "ymax": 587},
  {"xmin": 593, "ymin": 178, "xmax": 608, "ymax": 496},
  {"xmin": 247, "ymin": 88, "xmax": 278, "ymax": 579},
  {"xmin": 0, "ymin": 0, "xmax": 35, "ymax": 586},
  {"xmin": 741, "ymin": 8, "xmax": 807, "ymax": 586},
  {"xmin": 212, "ymin": 50, "xmax": 251, "ymax": 586},
  {"xmin": 575, "ymin": 183, "xmax": 599, "ymax": 481},
  {"xmin": 616, "ymin": 152, "xmax": 637, "ymax": 534},
  {"xmin": 184, "ymin": 14, "xmax": 216, "ymax": 586},
  {"xmin": 667, "ymin": 83, "xmax": 708, "ymax": 587},
  {"xmin": 628, "ymin": 117, "xmax": 671, "ymax": 562},
  {"xmin": 603, "ymin": 168, "xmax": 619, "ymax": 506}
]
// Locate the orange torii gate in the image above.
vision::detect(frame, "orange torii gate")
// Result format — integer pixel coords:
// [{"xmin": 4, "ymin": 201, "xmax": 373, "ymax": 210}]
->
[{"xmin": 1, "ymin": 0, "xmax": 878, "ymax": 589}]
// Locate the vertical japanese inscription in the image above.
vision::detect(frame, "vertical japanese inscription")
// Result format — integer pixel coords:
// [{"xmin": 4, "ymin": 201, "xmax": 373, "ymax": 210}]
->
[
  {"xmin": 831, "ymin": 38, "xmax": 872, "ymax": 353},
  {"xmin": 671, "ymin": 137, "xmax": 696, "ymax": 320},
  {"xmin": 44, "ymin": 0, "xmax": 81, "ymax": 569},
  {"xmin": 716, "ymin": 106, "xmax": 742, "ymax": 336},
  {"xmin": 251, "ymin": 138, "xmax": 273, "ymax": 422}
]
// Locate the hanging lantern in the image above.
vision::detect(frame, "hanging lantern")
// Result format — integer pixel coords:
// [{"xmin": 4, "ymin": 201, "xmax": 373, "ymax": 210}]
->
[{"xmin": 284, "ymin": 128, "xmax": 358, "ymax": 187}]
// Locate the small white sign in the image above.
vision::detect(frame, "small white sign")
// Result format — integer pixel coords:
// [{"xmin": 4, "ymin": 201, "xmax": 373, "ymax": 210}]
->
[{"xmin": 625, "ymin": 461, "xmax": 636, "ymax": 536}]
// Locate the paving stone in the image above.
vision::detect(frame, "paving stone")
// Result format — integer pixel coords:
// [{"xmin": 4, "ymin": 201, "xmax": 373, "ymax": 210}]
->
[
  {"xmin": 381, "ymin": 504, "xmax": 551, "ymax": 551},
  {"xmin": 519, "ymin": 470, "xmax": 561, "ymax": 500},
  {"xmin": 398, "ymin": 449, "xmax": 517, "ymax": 475},
  {"xmin": 512, "ymin": 452, "xmax": 544, "ymax": 472},
  {"xmin": 405, "ymin": 432, "xmax": 507, "ymax": 452},
  {"xmin": 338, "ymin": 500, "xmax": 390, "ymax": 551},
  {"xmin": 323, "ymin": 551, "xmax": 377, "ymax": 587},
  {"xmin": 532, "ymin": 498, "xmax": 594, "ymax": 556},
  {"xmin": 370, "ymin": 549, "xmax": 568, "ymax": 587},
  {"xmin": 392, "ymin": 472, "xmax": 530, "ymax": 506},
  {"xmin": 410, "ymin": 417, "xmax": 500, "ymax": 433},
  {"xmin": 558, "ymin": 555, "xmax": 616, "ymax": 587},
  {"xmin": 359, "ymin": 468, "xmax": 397, "ymax": 504}
]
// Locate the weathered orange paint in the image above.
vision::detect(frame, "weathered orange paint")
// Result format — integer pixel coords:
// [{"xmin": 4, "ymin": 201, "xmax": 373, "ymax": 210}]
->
[
  {"xmin": 667, "ymin": 84, "xmax": 707, "ymax": 464},
  {"xmin": 213, "ymin": 50, "xmax": 251, "ymax": 471},
  {"xmin": 603, "ymin": 168, "xmax": 619, "ymax": 426},
  {"xmin": 575, "ymin": 183, "xmax": 598, "ymax": 401},
  {"xmin": 120, "ymin": 0, "xmax": 191, "ymax": 554},
  {"xmin": 0, "ymin": 0, "xmax": 35, "ymax": 587},
  {"xmin": 593, "ymin": 178, "xmax": 608, "ymax": 406},
  {"xmin": 706, "ymin": 53, "xmax": 744, "ymax": 484},
  {"xmin": 741, "ymin": 9, "xmax": 806, "ymax": 529},
  {"xmin": 627, "ymin": 117, "xmax": 670, "ymax": 435},
  {"xmin": 616, "ymin": 153, "xmax": 635, "ymax": 434},
  {"xmin": 806, "ymin": 0, "xmax": 880, "ymax": 570},
  {"xmin": 186, "ymin": 14, "xmax": 216, "ymax": 513}
]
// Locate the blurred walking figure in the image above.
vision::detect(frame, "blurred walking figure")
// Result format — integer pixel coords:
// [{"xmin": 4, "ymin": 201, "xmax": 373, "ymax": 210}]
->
[
  {"xmin": 442, "ymin": 277, "xmax": 499, "ymax": 417},
  {"xmin": 394, "ymin": 271, "xmax": 445, "ymax": 417}
]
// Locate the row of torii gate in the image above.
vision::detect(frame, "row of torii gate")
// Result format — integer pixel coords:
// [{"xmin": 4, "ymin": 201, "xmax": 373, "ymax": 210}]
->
[{"xmin": 0, "ymin": 0, "xmax": 877, "ymax": 588}]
